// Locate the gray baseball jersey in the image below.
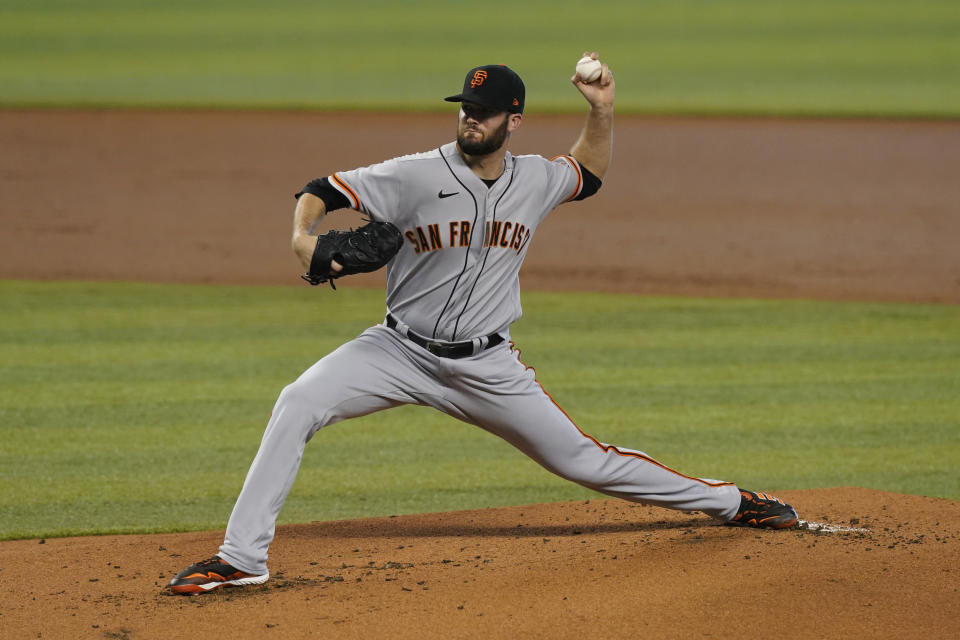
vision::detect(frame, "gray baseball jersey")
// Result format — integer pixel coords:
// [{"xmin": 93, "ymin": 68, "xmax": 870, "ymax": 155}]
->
[
  {"xmin": 216, "ymin": 141, "xmax": 742, "ymax": 576},
  {"xmin": 330, "ymin": 142, "xmax": 584, "ymax": 341}
]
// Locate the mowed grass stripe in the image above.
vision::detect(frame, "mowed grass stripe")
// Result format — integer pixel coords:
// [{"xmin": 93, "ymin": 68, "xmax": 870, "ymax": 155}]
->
[
  {"xmin": 0, "ymin": 0, "xmax": 957, "ymax": 116},
  {"xmin": 1, "ymin": 280, "xmax": 957, "ymax": 539}
]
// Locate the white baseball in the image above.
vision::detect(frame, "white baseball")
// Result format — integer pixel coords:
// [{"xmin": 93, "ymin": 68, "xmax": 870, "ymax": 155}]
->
[{"xmin": 575, "ymin": 56, "xmax": 602, "ymax": 83}]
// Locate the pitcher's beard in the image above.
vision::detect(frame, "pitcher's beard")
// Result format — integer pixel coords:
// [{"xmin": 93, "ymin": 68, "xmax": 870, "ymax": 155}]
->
[{"xmin": 457, "ymin": 118, "xmax": 510, "ymax": 156}]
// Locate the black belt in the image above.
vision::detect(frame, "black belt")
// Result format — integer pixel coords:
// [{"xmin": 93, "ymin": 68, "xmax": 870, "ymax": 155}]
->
[{"xmin": 385, "ymin": 314, "xmax": 503, "ymax": 359}]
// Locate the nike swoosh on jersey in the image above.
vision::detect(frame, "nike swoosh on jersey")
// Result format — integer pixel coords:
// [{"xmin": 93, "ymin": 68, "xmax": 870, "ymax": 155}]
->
[{"xmin": 438, "ymin": 190, "xmax": 459, "ymax": 199}]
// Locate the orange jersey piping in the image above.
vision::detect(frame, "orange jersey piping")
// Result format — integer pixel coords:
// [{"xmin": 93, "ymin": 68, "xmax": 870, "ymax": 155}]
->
[
  {"xmin": 330, "ymin": 172, "xmax": 364, "ymax": 212},
  {"xmin": 550, "ymin": 154, "xmax": 583, "ymax": 203},
  {"xmin": 508, "ymin": 341, "xmax": 735, "ymax": 489}
]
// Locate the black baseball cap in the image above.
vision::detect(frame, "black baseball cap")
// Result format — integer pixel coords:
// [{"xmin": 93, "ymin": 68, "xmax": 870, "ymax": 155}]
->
[{"xmin": 444, "ymin": 64, "xmax": 525, "ymax": 114}]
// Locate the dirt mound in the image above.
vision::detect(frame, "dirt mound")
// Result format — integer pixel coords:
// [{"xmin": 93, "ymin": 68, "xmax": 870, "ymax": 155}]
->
[{"xmin": 2, "ymin": 488, "xmax": 957, "ymax": 639}]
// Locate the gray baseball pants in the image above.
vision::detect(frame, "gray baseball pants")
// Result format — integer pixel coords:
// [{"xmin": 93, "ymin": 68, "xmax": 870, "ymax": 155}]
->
[{"xmin": 218, "ymin": 323, "xmax": 741, "ymax": 574}]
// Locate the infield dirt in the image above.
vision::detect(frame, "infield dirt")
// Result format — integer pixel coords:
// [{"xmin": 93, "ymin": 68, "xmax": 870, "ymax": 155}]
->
[
  {"xmin": 2, "ymin": 111, "xmax": 959, "ymax": 302},
  {"xmin": 1, "ymin": 111, "xmax": 958, "ymax": 638}
]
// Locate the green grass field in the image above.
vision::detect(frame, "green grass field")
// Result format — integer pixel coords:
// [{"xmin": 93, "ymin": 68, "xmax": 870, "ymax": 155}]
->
[
  {"xmin": 1, "ymin": 0, "xmax": 958, "ymax": 116},
  {"xmin": 1, "ymin": 280, "xmax": 957, "ymax": 540}
]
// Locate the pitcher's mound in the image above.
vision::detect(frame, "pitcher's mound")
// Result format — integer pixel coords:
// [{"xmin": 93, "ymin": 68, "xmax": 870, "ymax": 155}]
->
[{"xmin": 1, "ymin": 487, "xmax": 957, "ymax": 639}]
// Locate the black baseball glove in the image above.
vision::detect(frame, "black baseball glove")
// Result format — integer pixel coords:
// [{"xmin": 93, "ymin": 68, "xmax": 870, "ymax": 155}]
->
[{"xmin": 301, "ymin": 220, "xmax": 403, "ymax": 289}]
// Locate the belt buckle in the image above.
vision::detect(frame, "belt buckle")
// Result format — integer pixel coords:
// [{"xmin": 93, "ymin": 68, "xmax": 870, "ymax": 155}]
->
[{"xmin": 425, "ymin": 340, "xmax": 448, "ymax": 357}]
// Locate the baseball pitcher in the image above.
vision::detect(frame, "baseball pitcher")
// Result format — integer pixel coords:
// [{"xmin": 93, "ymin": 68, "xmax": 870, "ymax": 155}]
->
[{"xmin": 168, "ymin": 53, "xmax": 799, "ymax": 595}]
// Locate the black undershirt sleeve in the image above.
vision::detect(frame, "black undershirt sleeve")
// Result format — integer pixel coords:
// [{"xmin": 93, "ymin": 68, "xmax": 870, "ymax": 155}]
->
[
  {"xmin": 572, "ymin": 165, "xmax": 602, "ymax": 201},
  {"xmin": 295, "ymin": 177, "xmax": 351, "ymax": 211}
]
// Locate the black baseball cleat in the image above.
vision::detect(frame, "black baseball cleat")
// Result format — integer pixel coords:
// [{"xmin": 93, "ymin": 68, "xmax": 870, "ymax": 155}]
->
[
  {"xmin": 167, "ymin": 555, "xmax": 269, "ymax": 595},
  {"xmin": 729, "ymin": 489, "xmax": 799, "ymax": 529}
]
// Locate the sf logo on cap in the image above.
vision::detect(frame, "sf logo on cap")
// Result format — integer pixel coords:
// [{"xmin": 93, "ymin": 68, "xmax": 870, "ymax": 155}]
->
[{"xmin": 470, "ymin": 70, "xmax": 488, "ymax": 88}]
